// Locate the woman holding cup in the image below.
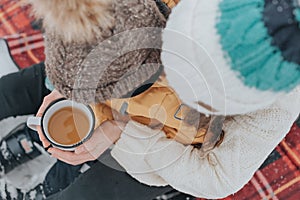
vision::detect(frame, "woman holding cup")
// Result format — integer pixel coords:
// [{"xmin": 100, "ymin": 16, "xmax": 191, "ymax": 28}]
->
[
  {"xmin": 1, "ymin": 0, "xmax": 300, "ymax": 199},
  {"xmin": 33, "ymin": 0, "xmax": 300, "ymax": 200}
]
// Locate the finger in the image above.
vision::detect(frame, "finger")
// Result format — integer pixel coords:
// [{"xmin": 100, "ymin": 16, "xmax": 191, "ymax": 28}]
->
[
  {"xmin": 74, "ymin": 144, "xmax": 89, "ymax": 154},
  {"xmin": 35, "ymin": 98, "xmax": 51, "ymax": 147},
  {"xmin": 50, "ymin": 139, "xmax": 111, "ymax": 165},
  {"xmin": 51, "ymin": 154, "xmax": 88, "ymax": 166},
  {"xmin": 48, "ymin": 148, "xmax": 94, "ymax": 165},
  {"xmin": 74, "ymin": 127, "xmax": 108, "ymax": 155},
  {"xmin": 74, "ymin": 138, "xmax": 104, "ymax": 155},
  {"xmin": 35, "ymin": 90, "xmax": 65, "ymax": 147},
  {"xmin": 74, "ymin": 122, "xmax": 119, "ymax": 155},
  {"xmin": 36, "ymin": 125, "xmax": 51, "ymax": 147},
  {"xmin": 36, "ymin": 90, "xmax": 64, "ymax": 117},
  {"xmin": 56, "ymin": 152, "xmax": 94, "ymax": 166},
  {"xmin": 36, "ymin": 97, "xmax": 51, "ymax": 117}
]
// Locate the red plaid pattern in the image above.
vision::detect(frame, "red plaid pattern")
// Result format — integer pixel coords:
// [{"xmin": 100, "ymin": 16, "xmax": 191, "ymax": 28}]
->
[
  {"xmin": 0, "ymin": 0, "xmax": 44, "ymax": 68},
  {"xmin": 197, "ymin": 123, "xmax": 300, "ymax": 200},
  {"xmin": 1, "ymin": 1, "xmax": 299, "ymax": 199}
]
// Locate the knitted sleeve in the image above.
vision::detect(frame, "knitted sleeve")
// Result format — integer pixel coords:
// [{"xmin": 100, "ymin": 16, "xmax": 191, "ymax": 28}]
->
[
  {"xmin": 45, "ymin": 0, "xmax": 166, "ymax": 104},
  {"xmin": 74, "ymin": 0, "xmax": 167, "ymax": 103},
  {"xmin": 81, "ymin": 0, "xmax": 167, "ymax": 101},
  {"xmin": 111, "ymin": 87, "xmax": 300, "ymax": 198}
]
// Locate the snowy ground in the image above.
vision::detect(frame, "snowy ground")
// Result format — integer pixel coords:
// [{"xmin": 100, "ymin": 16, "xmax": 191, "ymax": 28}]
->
[
  {"xmin": 0, "ymin": 39, "xmax": 56, "ymax": 192},
  {"xmin": 0, "ymin": 116, "xmax": 56, "ymax": 191}
]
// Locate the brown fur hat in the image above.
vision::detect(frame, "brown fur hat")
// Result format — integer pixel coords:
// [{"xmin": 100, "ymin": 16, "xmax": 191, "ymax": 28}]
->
[
  {"xmin": 26, "ymin": 0, "xmax": 114, "ymax": 43},
  {"xmin": 26, "ymin": 0, "xmax": 166, "ymax": 104}
]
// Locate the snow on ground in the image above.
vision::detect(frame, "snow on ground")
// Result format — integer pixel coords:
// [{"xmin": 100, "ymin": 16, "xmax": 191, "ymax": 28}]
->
[
  {"xmin": 0, "ymin": 48, "xmax": 56, "ymax": 192},
  {"xmin": 0, "ymin": 116, "xmax": 56, "ymax": 192}
]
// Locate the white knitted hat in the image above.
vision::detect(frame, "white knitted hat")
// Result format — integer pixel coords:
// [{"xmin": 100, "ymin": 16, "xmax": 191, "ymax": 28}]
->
[{"xmin": 162, "ymin": 0, "xmax": 300, "ymax": 115}]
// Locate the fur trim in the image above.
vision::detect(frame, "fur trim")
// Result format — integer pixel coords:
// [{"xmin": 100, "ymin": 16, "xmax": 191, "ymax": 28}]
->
[{"xmin": 26, "ymin": 0, "xmax": 114, "ymax": 43}]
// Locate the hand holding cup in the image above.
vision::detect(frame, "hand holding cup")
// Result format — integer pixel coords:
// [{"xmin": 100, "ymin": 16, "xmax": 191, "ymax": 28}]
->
[{"xmin": 27, "ymin": 89, "xmax": 95, "ymax": 151}]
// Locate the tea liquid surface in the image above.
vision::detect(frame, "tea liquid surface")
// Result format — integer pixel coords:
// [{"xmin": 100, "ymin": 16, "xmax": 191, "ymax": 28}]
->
[{"xmin": 48, "ymin": 107, "xmax": 90, "ymax": 145}]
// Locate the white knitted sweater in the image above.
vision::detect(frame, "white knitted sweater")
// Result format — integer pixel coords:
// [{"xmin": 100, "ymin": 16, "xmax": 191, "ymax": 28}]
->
[{"xmin": 111, "ymin": 87, "xmax": 300, "ymax": 199}]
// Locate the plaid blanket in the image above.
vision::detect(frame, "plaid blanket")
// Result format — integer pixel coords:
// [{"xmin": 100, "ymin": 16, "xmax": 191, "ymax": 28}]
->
[
  {"xmin": 222, "ymin": 123, "xmax": 300, "ymax": 200},
  {"xmin": 0, "ymin": 0, "xmax": 44, "ymax": 68},
  {"xmin": 1, "ymin": 0, "xmax": 299, "ymax": 199}
]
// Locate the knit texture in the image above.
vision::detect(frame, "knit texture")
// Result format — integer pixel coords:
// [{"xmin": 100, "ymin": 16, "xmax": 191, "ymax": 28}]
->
[
  {"xmin": 111, "ymin": 86, "xmax": 300, "ymax": 198},
  {"xmin": 31, "ymin": 0, "xmax": 166, "ymax": 104},
  {"xmin": 216, "ymin": 0, "xmax": 300, "ymax": 92},
  {"xmin": 263, "ymin": 0, "xmax": 300, "ymax": 65},
  {"xmin": 162, "ymin": 0, "xmax": 300, "ymax": 115}
]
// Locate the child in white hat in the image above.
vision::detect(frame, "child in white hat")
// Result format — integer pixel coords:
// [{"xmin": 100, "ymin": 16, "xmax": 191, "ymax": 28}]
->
[
  {"xmin": 111, "ymin": 0, "xmax": 300, "ymax": 198},
  {"xmin": 16, "ymin": 0, "xmax": 299, "ymax": 198}
]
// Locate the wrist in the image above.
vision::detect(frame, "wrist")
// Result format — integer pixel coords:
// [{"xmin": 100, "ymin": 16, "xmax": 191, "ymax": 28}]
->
[{"xmin": 103, "ymin": 121, "xmax": 125, "ymax": 144}]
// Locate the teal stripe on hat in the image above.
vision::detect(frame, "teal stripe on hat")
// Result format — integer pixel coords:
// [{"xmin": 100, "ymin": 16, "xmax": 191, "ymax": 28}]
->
[
  {"xmin": 294, "ymin": 0, "xmax": 300, "ymax": 23},
  {"xmin": 216, "ymin": 0, "xmax": 300, "ymax": 92},
  {"xmin": 295, "ymin": 8, "xmax": 300, "ymax": 24}
]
